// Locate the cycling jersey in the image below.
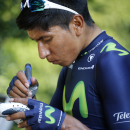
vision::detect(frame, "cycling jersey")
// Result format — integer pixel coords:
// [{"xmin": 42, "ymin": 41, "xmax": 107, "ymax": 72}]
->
[{"xmin": 50, "ymin": 31, "xmax": 130, "ymax": 129}]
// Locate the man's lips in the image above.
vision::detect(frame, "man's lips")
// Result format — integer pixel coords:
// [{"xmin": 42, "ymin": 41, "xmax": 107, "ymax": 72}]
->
[
  {"xmin": 48, "ymin": 59, "xmax": 58, "ymax": 64},
  {"xmin": 52, "ymin": 60, "xmax": 58, "ymax": 64}
]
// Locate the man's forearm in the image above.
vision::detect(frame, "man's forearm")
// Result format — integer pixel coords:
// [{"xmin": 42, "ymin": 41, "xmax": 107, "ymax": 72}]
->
[{"xmin": 61, "ymin": 114, "xmax": 91, "ymax": 130}]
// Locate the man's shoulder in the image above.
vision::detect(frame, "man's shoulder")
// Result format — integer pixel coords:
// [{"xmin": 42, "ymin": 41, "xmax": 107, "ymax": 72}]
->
[
  {"xmin": 97, "ymin": 38, "xmax": 129, "ymax": 60},
  {"xmin": 96, "ymin": 38, "xmax": 130, "ymax": 70}
]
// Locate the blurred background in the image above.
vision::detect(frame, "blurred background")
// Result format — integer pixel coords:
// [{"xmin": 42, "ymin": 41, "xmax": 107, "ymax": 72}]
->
[{"xmin": 0, "ymin": 0, "xmax": 130, "ymax": 129}]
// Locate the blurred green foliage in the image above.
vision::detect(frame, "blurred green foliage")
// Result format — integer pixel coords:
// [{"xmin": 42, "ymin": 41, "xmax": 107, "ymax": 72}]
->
[
  {"xmin": 0, "ymin": 0, "xmax": 27, "ymax": 42},
  {"xmin": 0, "ymin": 0, "xmax": 130, "ymax": 130}
]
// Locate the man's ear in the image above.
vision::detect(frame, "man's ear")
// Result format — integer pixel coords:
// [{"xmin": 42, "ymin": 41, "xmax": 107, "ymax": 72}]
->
[{"xmin": 72, "ymin": 15, "xmax": 84, "ymax": 36}]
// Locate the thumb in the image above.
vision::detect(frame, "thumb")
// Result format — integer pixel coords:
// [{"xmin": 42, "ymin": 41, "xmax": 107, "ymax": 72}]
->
[{"xmin": 31, "ymin": 77, "xmax": 38, "ymax": 86}]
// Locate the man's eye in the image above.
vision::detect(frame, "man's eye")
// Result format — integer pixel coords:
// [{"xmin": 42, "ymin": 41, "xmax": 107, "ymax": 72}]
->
[{"xmin": 43, "ymin": 37, "xmax": 52, "ymax": 43}]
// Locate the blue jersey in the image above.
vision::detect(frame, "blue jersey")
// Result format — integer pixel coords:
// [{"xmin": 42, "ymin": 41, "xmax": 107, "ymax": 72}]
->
[{"xmin": 50, "ymin": 31, "xmax": 130, "ymax": 130}]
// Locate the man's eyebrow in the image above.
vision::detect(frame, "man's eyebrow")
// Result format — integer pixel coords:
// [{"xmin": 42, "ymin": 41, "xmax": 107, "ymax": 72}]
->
[{"xmin": 29, "ymin": 36, "xmax": 50, "ymax": 41}]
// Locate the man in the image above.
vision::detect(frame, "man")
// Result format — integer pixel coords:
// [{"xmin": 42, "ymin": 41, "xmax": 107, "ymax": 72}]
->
[{"xmin": 6, "ymin": 0, "xmax": 130, "ymax": 130}]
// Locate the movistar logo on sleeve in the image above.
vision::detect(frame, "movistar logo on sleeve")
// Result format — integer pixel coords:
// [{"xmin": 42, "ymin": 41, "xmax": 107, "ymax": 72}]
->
[
  {"xmin": 100, "ymin": 42, "xmax": 129, "ymax": 56},
  {"xmin": 63, "ymin": 81, "xmax": 88, "ymax": 118}
]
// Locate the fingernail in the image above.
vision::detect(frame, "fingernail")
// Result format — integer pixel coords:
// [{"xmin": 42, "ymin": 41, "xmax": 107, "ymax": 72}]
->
[
  {"xmin": 6, "ymin": 116, "xmax": 10, "ymax": 121},
  {"xmin": 29, "ymin": 91, "xmax": 32, "ymax": 97},
  {"xmin": 9, "ymin": 98, "xmax": 14, "ymax": 102},
  {"xmin": 27, "ymin": 91, "xmax": 32, "ymax": 97},
  {"xmin": 25, "ymin": 83, "xmax": 29, "ymax": 88}
]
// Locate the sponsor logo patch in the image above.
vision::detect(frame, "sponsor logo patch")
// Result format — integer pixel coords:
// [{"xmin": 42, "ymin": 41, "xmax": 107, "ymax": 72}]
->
[
  {"xmin": 78, "ymin": 65, "xmax": 94, "ymax": 70},
  {"xmin": 87, "ymin": 54, "xmax": 95, "ymax": 62},
  {"xmin": 113, "ymin": 112, "xmax": 130, "ymax": 124}
]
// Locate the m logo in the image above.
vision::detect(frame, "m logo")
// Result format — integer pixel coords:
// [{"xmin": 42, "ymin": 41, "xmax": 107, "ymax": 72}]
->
[
  {"xmin": 45, "ymin": 106, "xmax": 56, "ymax": 124},
  {"xmin": 63, "ymin": 81, "xmax": 88, "ymax": 118},
  {"xmin": 100, "ymin": 42, "xmax": 129, "ymax": 56},
  {"xmin": 87, "ymin": 54, "xmax": 95, "ymax": 62}
]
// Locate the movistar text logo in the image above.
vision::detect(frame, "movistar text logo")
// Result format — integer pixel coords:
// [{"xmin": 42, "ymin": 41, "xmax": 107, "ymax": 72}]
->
[
  {"xmin": 63, "ymin": 81, "xmax": 88, "ymax": 118},
  {"xmin": 38, "ymin": 103, "xmax": 43, "ymax": 123},
  {"xmin": 100, "ymin": 42, "xmax": 129, "ymax": 56}
]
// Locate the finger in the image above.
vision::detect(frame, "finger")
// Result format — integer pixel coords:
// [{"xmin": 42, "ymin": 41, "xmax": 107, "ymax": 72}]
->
[
  {"xmin": 31, "ymin": 77, "xmax": 38, "ymax": 86},
  {"xmin": 27, "ymin": 90, "xmax": 32, "ymax": 98},
  {"xmin": 12, "ymin": 86, "xmax": 27, "ymax": 98},
  {"xmin": 18, "ymin": 120, "xmax": 29, "ymax": 128},
  {"xmin": 17, "ymin": 71, "xmax": 30, "ymax": 88},
  {"xmin": 6, "ymin": 111, "xmax": 25, "ymax": 121},
  {"xmin": 14, "ymin": 79, "xmax": 29, "ymax": 96},
  {"xmin": 25, "ymin": 126, "xmax": 31, "ymax": 130},
  {"xmin": 10, "ymin": 90, "xmax": 21, "ymax": 98},
  {"xmin": 9, "ymin": 98, "xmax": 28, "ymax": 106}
]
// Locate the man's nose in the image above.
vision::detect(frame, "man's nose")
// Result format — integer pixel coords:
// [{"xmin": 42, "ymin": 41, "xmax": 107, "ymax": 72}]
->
[{"xmin": 38, "ymin": 42, "xmax": 50, "ymax": 59}]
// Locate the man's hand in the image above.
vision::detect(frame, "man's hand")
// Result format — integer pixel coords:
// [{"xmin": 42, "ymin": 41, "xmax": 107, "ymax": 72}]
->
[
  {"xmin": 6, "ymin": 98, "xmax": 66, "ymax": 130},
  {"xmin": 7, "ymin": 70, "xmax": 38, "ymax": 99},
  {"xmin": 61, "ymin": 115, "xmax": 91, "ymax": 130},
  {"xmin": 6, "ymin": 98, "xmax": 31, "ymax": 130}
]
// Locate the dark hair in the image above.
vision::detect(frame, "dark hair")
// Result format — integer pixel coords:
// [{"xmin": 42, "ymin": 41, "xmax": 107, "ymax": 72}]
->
[{"xmin": 16, "ymin": 0, "xmax": 94, "ymax": 31}]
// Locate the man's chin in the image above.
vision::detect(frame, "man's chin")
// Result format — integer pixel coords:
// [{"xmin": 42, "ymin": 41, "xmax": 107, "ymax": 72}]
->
[{"xmin": 58, "ymin": 61, "xmax": 73, "ymax": 67}]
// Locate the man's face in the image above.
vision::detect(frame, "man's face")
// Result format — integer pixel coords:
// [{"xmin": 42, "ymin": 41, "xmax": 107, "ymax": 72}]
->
[{"xmin": 27, "ymin": 25, "xmax": 84, "ymax": 66}]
